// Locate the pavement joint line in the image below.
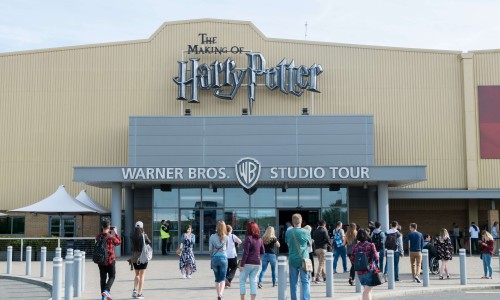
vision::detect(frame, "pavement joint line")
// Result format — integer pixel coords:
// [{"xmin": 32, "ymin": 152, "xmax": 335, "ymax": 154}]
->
[{"xmin": 0, "ymin": 273, "xmax": 52, "ymax": 292}]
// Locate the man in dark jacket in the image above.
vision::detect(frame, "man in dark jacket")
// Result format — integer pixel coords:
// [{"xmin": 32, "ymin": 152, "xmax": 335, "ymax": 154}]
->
[{"xmin": 312, "ymin": 220, "xmax": 331, "ymax": 283}]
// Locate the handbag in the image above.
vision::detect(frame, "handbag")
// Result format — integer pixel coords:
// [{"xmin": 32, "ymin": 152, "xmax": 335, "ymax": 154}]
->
[
  {"xmin": 137, "ymin": 234, "xmax": 153, "ymax": 264},
  {"xmin": 291, "ymin": 229, "xmax": 313, "ymax": 273},
  {"xmin": 176, "ymin": 248, "xmax": 183, "ymax": 256},
  {"xmin": 371, "ymin": 268, "xmax": 384, "ymax": 286}
]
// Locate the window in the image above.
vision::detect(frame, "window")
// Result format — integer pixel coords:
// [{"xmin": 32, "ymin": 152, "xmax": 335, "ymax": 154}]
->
[
  {"xmin": 49, "ymin": 216, "xmax": 76, "ymax": 237},
  {"xmin": 0, "ymin": 216, "xmax": 25, "ymax": 235}
]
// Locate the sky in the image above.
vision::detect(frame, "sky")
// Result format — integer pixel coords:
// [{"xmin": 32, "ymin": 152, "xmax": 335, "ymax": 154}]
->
[{"xmin": 1, "ymin": 0, "xmax": 500, "ymax": 53}]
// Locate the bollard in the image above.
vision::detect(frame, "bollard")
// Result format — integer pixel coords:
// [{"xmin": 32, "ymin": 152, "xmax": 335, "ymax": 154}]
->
[
  {"xmin": 52, "ymin": 257, "xmax": 63, "ymax": 300},
  {"xmin": 81, "ymin": 251, "xmax": 86, "ymax": 292},
  {"xmin": 6, "ymin": 246, "xmax": 12, "ymax": 274},
  {"xmin": 67, "ymin": 248, "xmax": 74, "ymax": 257},
  {"xmin": 355, "ymin": 273, "xmax": 361, "ymax": 293},
  {"xmin": 459, "ymin": 249, "xmax": 467, "ymax": 285},
  {"xmin": 278, "ymin": 256, "xmax": 287, "ymax": 300},
  {"xmin": 55, "ymin": 247, "xmax": 62, "ymax": 258},
  {"xmin": 422, "ymin": 249, "xmax": 429, "ymax": 287},
  {"xmin": 65, "ymin": 251, "xmax": 74, "ymax": 300},
  {"xmin": 40, "ymin": 246, "xmax": 47, "ymax": 277},
  {"xmin": 25, "ymin": 246, "xmax": 32, "ymax": 276},
  {"xmin": 387, "ymin": 250, "xmax": 395, "ymax": 289},
  {"xmin": 73, "ymin": 250, "xmax": 82, "ymax": 297},
  {"xmin": 325, "ymin": 252, "xmax": 334, "ymax": 297}
]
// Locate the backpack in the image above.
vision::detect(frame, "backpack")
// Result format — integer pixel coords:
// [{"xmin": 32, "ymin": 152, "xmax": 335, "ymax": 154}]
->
[
  {"xmin": 353, "ymin": 251, "xmax": 369, "ymax": 271},
  {"xmin": 333, "ymin": 229, "xmax": 343, "ymax": 247},
  {"xmin": 384, "ymin": 232, "xmax": 400, "ymax": 251},
  {"xmin": 372, "ymin": 232, "xmax": 383, "ymax": 250},
  {"xmin": 92, "ymin": 234, "xmax": 110, "ymax": 265}
]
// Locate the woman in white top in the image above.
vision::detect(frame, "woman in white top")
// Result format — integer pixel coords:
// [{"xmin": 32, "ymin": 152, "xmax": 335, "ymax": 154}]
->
[{"xmin": 225, "ymin": 225, "xmax": 242, "ymax": 287}]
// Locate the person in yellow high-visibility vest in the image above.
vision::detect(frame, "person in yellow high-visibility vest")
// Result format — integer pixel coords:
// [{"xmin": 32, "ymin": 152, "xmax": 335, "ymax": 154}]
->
[{"xmin": 161, "ymin": 220, "xmax": 171, "ymax": 255}]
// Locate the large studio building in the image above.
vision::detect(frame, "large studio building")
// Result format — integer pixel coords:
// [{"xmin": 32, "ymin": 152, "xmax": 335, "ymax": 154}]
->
[{"xmin": 1, "ymin": 19, "xmax": 499, "ymax": 255}]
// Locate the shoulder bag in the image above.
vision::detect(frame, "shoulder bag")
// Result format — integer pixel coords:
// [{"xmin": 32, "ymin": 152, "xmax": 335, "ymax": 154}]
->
[
  {"xmin": 291, "ymin": 229, "xmax": 313, "ymax": 273},
  {"xmin": 138, "ymin": 233, "xmax": 153, "ymax": 264}
]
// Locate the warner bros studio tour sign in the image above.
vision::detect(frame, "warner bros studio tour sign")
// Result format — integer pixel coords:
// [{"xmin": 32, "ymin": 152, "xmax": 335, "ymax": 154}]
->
[{"xmin": 172, "ymin": 34, "xmax": 324, "ymax": 114}]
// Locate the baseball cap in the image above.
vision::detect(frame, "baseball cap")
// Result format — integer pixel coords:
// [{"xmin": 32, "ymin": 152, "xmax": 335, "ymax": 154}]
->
[{"xmin": 135, "ymin": 221, "xmax": 143, "ymax": 228}]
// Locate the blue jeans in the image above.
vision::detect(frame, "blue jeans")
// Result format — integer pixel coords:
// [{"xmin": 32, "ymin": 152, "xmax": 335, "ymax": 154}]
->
[
  {"xmin": 378, "ymin": 249, "xmax": 385, "ymax": 272},
  {"xmin": 482, "ymin": 253, "xmax": 492, "ymax": 277},
  {"xmin": 383, "ymin": 252, "xmax": 401, "ymax": 280},
  {"xmin": 333, "ymin": 246, "xmax": 347, "ymax": 272},
  {"xmin": 239, "ymin": 265, "xmax": 260, "ymax": 295},
  {"xmin": 289, "ymin": 265, "xmax": 310, "ymax": 300},
  {"xmin": 258, "ymin": 253, "xmax": 277, "ymax": 285},
  {"xmin": 211, "ymin": 255, "xmax": 228, "ymax": 283}
]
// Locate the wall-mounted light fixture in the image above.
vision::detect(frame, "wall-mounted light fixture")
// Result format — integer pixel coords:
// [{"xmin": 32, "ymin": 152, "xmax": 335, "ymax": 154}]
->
[
  {"xmin": 281, "ymin": 183, "xmax": 288, "ymax": 193},
  {"xmin": 242, "ymin": 108, "xmax": 248, "ymax": 115},
  {"xmin": 363, "ymin": 182, "xmax": 368, "ymax": 189},
  {"xmin": 209, "ymin": 182, "xmax": 217, "ymax": 193},
  {"xmin": 184, "ymin": 108, "xmax": 191, "ymax": 116},
  {"xmin": 131, "ymin": 183, "xmax": 135, "ymax": 190},
  {"xmin": 302, "ymin": 108, "xmax": 309, "ymax": 115},
  {"xmin": 329, "ymin": 184, "xmax": 340, "ymax": 191},
  {"xmin": 160, "ymin": 184, "xmax": 172, "ymax": 192}
]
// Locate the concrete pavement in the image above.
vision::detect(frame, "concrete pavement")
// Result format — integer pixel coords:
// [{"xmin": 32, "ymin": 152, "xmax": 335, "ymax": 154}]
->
[{"xmin": 0, "ymin": 253, "xmax": 498, "ymax": 300}]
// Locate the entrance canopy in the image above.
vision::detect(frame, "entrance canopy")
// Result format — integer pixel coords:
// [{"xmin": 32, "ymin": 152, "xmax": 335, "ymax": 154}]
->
[{"xmin": 75, "ymin": 189, "xmax": 110, "ymax": 214}]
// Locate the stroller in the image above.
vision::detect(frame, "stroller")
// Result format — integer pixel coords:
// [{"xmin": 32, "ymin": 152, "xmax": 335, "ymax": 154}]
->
[{"xmin": 423, "ymin": 242, "xmax": 440, "ymax": 275}]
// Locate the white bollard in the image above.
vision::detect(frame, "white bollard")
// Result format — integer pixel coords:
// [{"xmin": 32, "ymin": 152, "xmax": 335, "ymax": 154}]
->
[
  {"xmin": 422, "ymin": 249, "xmax": 429, "ymax": 287},
  {"xmin": 65, "ymin": 250, "xmax": 74, "ymax": 300},
  {"xmin": 459, "ymin": 249, "xmax": 467, "ymax": 285},
  {"xmin": 355, "ymin": 273, "xmax": 361, "ymax": 293},
  {"xmin": 278, "ymin": 256, "xmax": 287, "ymax": 300},
  {"xmin": 325, "ymin": 252, "xmax": 334, "ymax": 297},
  {"xmin": 81, "ymin": 251, "xmax": 86, "ymax": 292},
  {"xmin": 40, "ymin": 246, "xmax": 47, "ymax": 277},
  {"xmin": 25, "ymin": 246, "xmax": 32, "ymax": 276},
  {"xmin": 52, "ymin": 257, "xmax": 63, "ymax": 300},
  {"xmin": 387, "ymin": 250, "xmax": 395, "ymax": 289},
  {"xmin": 6, "ymin": 246, "xmax": 12, "ymax": 274},
  {"xmin": 55, "ymin": 247, "xmax": 62, "ymax": 258},
  {"xmin": 73, "ymin": 250, "xmax": 82, "ymax": 297}
]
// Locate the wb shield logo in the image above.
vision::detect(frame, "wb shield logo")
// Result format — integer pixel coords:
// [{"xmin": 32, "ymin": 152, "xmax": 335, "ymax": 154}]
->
[{"xmin": 235, "ymin": 157, "xmax": 261, "ymax": 189}]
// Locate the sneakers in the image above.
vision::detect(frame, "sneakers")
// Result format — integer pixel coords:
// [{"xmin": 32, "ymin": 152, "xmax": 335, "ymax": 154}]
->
[
  {"xmin": 187, "ymin": 274, "xmax": 192, "ymax": 279},
  {"xmin": 101, "ymin": 290, "xmax": 112, "ymax": 300},
  {"xmin": 414, "ymin": 277, "xmax": 421, "ymax": 283},
  {"xmin": 132, "ymin": 289, "xmax": 138, "ymax": 298},
  {"xmin": 182, "ymin": 274, "xmax": 187, "ymax": 279},
  {"xmin": 137, "ymin": 294, "xmax": 144, "ymax": 299}
]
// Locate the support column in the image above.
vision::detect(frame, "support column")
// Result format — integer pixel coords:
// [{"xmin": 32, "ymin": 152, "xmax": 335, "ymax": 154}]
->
[
  {"xmin": 111, "ymin": 183, "xmax": 122, "ymax": 257},
  {"xmin": 124, "ymin": 187, "xmax": 134, "ymax": 255},
  {"xmin": 377, "ymin": 183, "xmax": 389, "ymax": 231},
  {"xmin": 468, "ymin": 199, "xmax": 478, "ymax": 225},
  {"xmin": 368, "ymin": 186, "xmax": 378, "ymax": 222}
]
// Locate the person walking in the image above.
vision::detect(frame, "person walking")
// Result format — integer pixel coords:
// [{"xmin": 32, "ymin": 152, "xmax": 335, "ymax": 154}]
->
[
  {"xmin": 370, "ymin": 221, "xmax": 385, "ymax": 273},
  {"xmin": 469, "ymin": 222, "xmax": 480, "ymax": 254},
  {"xmin": 129, "ymin": 221, "xmax": 151, "ymax": 299},
  {"xmin": 258, "ymin": 226, "xmax": 280, "ymax": 288},
  {"xmin": 225, "ymin": 225, "xmax": 242, "ymax": 288},
  {"xmin": 344, "ymin": 223, "xmax": 357, "ymax": 285},
  {"xmin": 209, "ymin": 220, "xmax": 229, "ymax": 300},
  {"xmin": 479, "ymin": 230, "xmax": 494, "ymax": 279},
  {"xmin": 178, "ymin": 225, "xmax": 197, "ymax": 279},
  {"xmin": 285, "ymin": 213, "xmax": 312, "ymax": 300},
  {"xmin": 404, "ymin": 223, "xmax": 424, "ymax": 283},
  {"xmin": 95, "ymin": 218, "xmax": 122, "ymax": 300},
  {"xmin": 239, "ymin": 222, "xmax": 265, "ymax": 300},
  {"xmin": 350, "ymin": 229, "xmax": 380, "ymax": 300},
  {"xmin": 303, "ymin": 225, "xmax": 315, "ymax": 283},
  {"xmin": 383, "ymin": 221, "xmax": 403, "ymax": 281},
  {"xmin": 434, "ymin": 228, "xmax": 453, "ymax": 280},
  {"xmin": 332, "ymin": 221, "xmax": 348, "ymax": 273},
  {"xmin": 160, "ymin": 220, "xmax": 171, "ymax": 255},
  {"xmin": 312, "ymin": 220, "xmax": 331, "ymax": 284}
]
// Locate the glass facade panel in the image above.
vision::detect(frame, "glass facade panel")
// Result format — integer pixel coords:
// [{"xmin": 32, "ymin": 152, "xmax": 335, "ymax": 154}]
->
[
  {"xmin": 180, "ymin": 188, "xmax": 201, "ymax": 208},
  {"xmin": 202, "ymin": 188, "xmax": 223, "ymax": 208},
  {"xmin": 153, "ymin": 188, "xmax": 178, "ymax": 208},
  {"xmin": 225, "ymin": 188, "xmax": 249, "ymax": 207},
  {"xmin": 322, "ymin": 188, "xmax": 348, "ymax": 207},
  {"xmin": 251, "ymin": 208, "xmax": 276, "ymax": 234},
  {"xmin": 299, "ymin": 188, "xmax": 321, "ymax": 207},
  {"xmin": 277, "ymin": 188, "xmax": 298, "ymax": 208},
  {"xmin": 153, "ymin": 208, "xmax": 179, "ymax": 252},
  {"xmin": 322, "ymin": 207, "xmax": 348, "ymax": 226},
  {"xmin": 250, "ymin": 188, "xmax": 275, "ymax": 207},
  {"xmin": 224, "ymin": 209, "xmax": 250, "ymax": 238}
]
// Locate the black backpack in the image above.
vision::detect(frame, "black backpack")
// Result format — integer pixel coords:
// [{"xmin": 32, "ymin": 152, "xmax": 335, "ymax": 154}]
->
[
  {"xmin": 372, "ymin": 232, "xmax": 383, "ymax": 250},
  {"xmin": 353, "ymin": 251, "xmax": 369, "ymax": 271},
  {"xmin": 92, "ymin": 234, "xmax": 110, "ymax": 265},
  {"xmin": 384, "ymin": 232, "xmax": 400, "ymax": 251}
]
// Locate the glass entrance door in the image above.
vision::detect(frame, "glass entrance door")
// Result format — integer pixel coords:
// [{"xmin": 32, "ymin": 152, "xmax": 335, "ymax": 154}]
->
[{"xmin": 180, "ymin": 208, "xmax": 223, "ymax": 253}]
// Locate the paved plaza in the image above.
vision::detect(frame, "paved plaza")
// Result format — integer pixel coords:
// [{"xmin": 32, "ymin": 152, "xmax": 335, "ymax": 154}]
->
[{"xmin": 0, "ymin": 254, "xmax": 498, "ymax": 300}]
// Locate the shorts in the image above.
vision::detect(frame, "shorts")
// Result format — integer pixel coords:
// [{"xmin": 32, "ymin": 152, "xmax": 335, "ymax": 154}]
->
[
  {"xmin": 133, "ymin": 262, "xmax": 148, "ymax": 270},
  {"xmin": 211, "ymin": 255, "xmax": 228, "ymax": 283}
]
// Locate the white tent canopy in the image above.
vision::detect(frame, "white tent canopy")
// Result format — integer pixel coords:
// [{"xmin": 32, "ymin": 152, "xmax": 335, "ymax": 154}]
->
[
  {"xmin": 9, "ymin": 185, "xmax": 98, "ymax": 236},
  {"xmin": 75, "ymin": 190, "xmax": 110, "ymax": 214}
]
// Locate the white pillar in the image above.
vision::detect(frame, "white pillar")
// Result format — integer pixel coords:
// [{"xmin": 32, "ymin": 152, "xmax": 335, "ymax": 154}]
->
[
  {"xmin": 377, "ymin": 183, "xmax": 389, "ymax": 231},
  {"xmin": 111, "ymin": 183, "xmax": 122, "ymax": 257}
]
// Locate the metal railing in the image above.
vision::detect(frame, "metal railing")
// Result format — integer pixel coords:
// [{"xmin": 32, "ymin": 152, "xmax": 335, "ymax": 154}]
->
[{"xmin": 0, "ymin": 237, "xmax": 95, "ymax": 261}]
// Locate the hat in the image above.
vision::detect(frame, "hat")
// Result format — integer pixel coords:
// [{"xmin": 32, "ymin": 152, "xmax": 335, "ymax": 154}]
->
[{"xmin": 135, "ymin": 221, "xmax": 143, "ymax": 228}]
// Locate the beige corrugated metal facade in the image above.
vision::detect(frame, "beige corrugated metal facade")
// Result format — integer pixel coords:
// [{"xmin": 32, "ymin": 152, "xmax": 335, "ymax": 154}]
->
[{"xmin": 1, "ymin": 19, "xmax": 499, "ymax": 237}]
